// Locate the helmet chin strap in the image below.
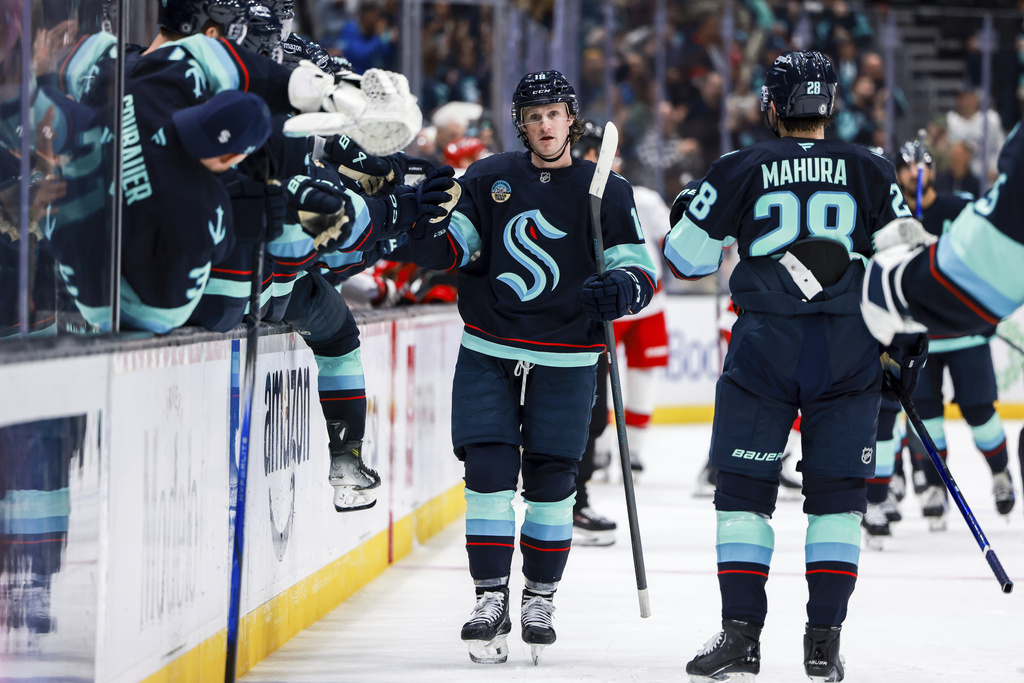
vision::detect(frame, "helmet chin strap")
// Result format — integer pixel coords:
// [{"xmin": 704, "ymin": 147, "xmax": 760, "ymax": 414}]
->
[{"xmin": 764, "ymin": 105, "xmax": 781, "ymax": 138}]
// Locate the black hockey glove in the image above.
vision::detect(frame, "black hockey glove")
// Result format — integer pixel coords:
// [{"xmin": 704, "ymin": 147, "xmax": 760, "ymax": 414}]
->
[
  {"xmin": 225, "ymin": 174, "xmax": 286, "ymax": 244},
  {"xmin": 881, "ymin": 332, "xmax": 929, "ymax": 402},
  {"xmin": 285, "ymin": 173, "xmax": 346, "ymax": 215},
  {"xmin": 318, "ymin": 134, "xmax": 397, "ymax": 195},
  {"xmin": 406, "ymin": 166, "xmax": 460, "ymax": 238},
  {"xmin": 386, "ymin": 152, "xmax": 437, "ymax": 187},
  {"xmin": 580, "ymin": 269, "xmax": 645, "ymax": 321}
]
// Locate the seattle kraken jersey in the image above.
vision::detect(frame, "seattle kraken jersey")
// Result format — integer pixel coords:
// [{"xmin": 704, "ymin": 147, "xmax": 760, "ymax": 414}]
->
[
  {"xmin": 900, "ymin": 121, "xmax": 1024, "ymax": 337},
  {"xmin": 411, "ymin": 151, "xmax": 656, "ymax": 367},
  {"xmin": 920, "ymin": 192, "xmax": 972, "ymax": 238},
  {"xmin": 664, "ymin": 137, "xmax": 911, "ymax": 280}
]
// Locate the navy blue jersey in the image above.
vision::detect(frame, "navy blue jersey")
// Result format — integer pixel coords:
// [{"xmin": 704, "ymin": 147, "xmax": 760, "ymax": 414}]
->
[
  {"xmin": 664, "ymin": 137, "xmax": 911, "ymax": 279},
  {"xmin": 408, "ymin": 151, "xmax": 656, "ymax": 367},
  {"xmin": 920, "ymin": 192, "xmax": 971, "ymax": 238},
  {"xmin": 899, "ymin": 121, "xmax": 1024, "ymax": 337}
]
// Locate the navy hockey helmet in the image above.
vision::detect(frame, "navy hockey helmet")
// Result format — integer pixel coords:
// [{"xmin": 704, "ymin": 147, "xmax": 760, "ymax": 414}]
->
[
  {"xmin": 238, "ymin": 2, "xmax": 284, "ymax": 62},
  {"xmin": 264, "ymin": 0, "xmax": 295, "ymax": 40},
  {"xmin": 158, "ymin": 0, "xmax": 249, "ymax": 40},
  {"xmin": 571, "ymin": 121, "xmax": 603, "ymax": 159},
  {"xmin": 511, "ymin": 70, "xmax": 579, "ymax": 130},
  {"xmin": 281, "ymin": 33, "xmax": 335, "ymax": 73},
  {"xmin": 895, "ymin": 140, "xmax": 934, "ymax": 169},
  {"xmin": 760, "ymin": 50, "xmax": 837, "ymax": 119}
]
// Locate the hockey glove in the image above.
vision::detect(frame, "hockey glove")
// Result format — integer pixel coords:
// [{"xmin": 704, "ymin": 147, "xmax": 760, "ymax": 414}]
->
[
  {"xmin": 872, "ymin": 217, "xmax": 937, "ymax": 252},
  {"xmin": 861, "ymin": 244, "xmax": 929, "ymax": 345},
  {"xmin": 316, "ymin": 134, "xmax": 397, "ymax": 195},
  {"xmin": 881, "ymin": 332, "xmax": 929, "ymax": 402},
  {"xmin": 286, "ymin": 173, "xmax": 353, "ymax": 248},
  {"xmin": 225, "ymin": 174, "xmax": 286, "ymax": 244},
  {"xmin": 580, "ymin": 269, "xmax": 644, "ymax": 321},
  {"xmin": 406, "ymin": 166, "xmax": 460, "ymax": 238}
]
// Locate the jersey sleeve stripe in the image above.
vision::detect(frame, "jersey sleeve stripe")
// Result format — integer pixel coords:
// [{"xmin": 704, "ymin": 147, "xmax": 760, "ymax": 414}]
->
[
  {"xmin": 930, "ymin": 243, "xmax": 1001, "ymax": 325},
  {"xmin": 217, "ymin": 38, "xmax": 250, "ymax": 92}
]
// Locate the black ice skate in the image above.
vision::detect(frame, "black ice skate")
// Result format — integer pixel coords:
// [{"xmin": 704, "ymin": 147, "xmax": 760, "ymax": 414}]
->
[
  {"xmin": 327, "ymin": 420, "xmax": 380, "ymax": 512},
  {"xmin": 685, "ymin": 618, "xmax": 761, "ymax": 682},
  {"xmin": 572, "ymin": 506, "xmax": 617, "ymax": 546},
  {"xmin": 881, "ymin": 489, "xmax": 902, "ymax": 523},
  {"xmin": 521, "ymin": 590, "xmax": 556, "ymax": 665},
  {"xmin": 461, "ymin": 586, "xmax": 511, "ymax": 664},
  {"xmin": 921, "ymin": 485, "xmax": 948, "ymax": 531},
  {"xmin": 804, "ymin": 624, "xmax": 845, "ymax": 682},
  {"xmin": 992, "ymin": 469, "xmax": 1015, "ymax": 516},
  {"xmin": 861, "ymin": 502, "xmax": 890, "ymax": 551}
]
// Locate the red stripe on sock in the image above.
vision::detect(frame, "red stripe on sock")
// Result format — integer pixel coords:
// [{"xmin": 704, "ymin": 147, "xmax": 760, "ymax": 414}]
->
[
  {"xmin": 717, "ymin": 569, "xmax": 769, "ymax": 578},
  {"xmin": 520, "ymin": 541, "xmax": 570, "ymax": 552},
  {"xmin": 806, "ymin": 569, "xmax": 858, "ymax": 578},
  {"xmin": 466, "ymin": 542, "xmax": 515, "ymax": 548}
]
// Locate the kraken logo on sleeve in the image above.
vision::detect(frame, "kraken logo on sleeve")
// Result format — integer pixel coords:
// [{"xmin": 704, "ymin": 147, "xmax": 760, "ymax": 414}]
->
[{"xmin": 497, "ymin": 210, "xmax": 566, "ymax": 302}]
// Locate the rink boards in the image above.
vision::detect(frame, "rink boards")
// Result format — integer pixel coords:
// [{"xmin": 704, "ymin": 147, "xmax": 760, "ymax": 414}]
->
[{"xmin": 2, "ymin": 297, "xmax": 1023, "ymax": 681}]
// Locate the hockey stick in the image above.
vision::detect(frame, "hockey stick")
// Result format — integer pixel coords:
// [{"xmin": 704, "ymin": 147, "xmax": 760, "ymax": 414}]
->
[
  {"xmin": 225, "ymin": 232, "xmax": 268, "ymax": 680},
  {"xmin": 589, "ymin": 121, "xmax": 651, "ymax": 618},
  {"xmin": 885, "ymin": 365, "xmax": 1013, "ymax": 593}
]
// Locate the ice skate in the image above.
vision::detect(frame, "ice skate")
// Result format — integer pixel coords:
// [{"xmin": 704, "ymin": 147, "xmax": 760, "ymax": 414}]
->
[
  {"xmin": 520, "ymin": 590, "xmax": 556, "ymax": 665},
  {"xmin": 921, "ymin": 485, "xmax": 948, "ymax": 531},
  {"xmin": 860, "ymin": 503, "xmax": 890, "ymax": 550},
  {"xmin": 572, "ymin": 506, "xmax": 616, "ymax": 546},
  {"xmin": 804, "ymin": 624, "xmax": 845, "ymax": 682},
  {"xmin": 992, "ymin": 469, "xmax": 1015, "ymax": 516},
  {"xmin": 24, "ymin": 583, "xmax": 53, "ymax": 634},
  {"xmin": 911, "ymin": 469, "xmax": 927, "ymax": 495},
  {"xmin": 461, "ymin": 586, "xmax": 511, "ymax": 664},
  {"xmin": 890, "ymin": 470, "xmax": 907, "ymax": 502},
  {"xmin": 881, "ymin": 489, "xmax": 901, "ymax": 523},
  {"xmin": 694, "ymin": 463, "xmax": 718, "ymax": 498},
  {"xmin": 685, "ymin": 619, "xmax": 761, "ymax": 682},
  {"xmin": 327, "ymin": 420, "xmax": 380, "ymax": 512}
]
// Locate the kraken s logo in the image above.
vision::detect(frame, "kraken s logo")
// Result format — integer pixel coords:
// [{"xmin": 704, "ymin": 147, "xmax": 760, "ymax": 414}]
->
[{"xmin": 497, "ymin": 210, "xmax": 566, "ymax": 302}]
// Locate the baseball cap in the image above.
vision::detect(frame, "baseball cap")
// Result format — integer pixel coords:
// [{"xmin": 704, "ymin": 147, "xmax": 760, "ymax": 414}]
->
[{"xmin": 172, "ymin": 90, "xmax": 273, "ymax": 160}]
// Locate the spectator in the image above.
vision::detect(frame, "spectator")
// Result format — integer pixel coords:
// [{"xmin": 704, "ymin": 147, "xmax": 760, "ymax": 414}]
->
[
  {"xmin": 934, "ymin": 139, "xmax": 982, "ymax": 196},
  {"xmin": 333, "ymin": 0, "xmax": 396, "ymax": 73},
  {"xmin": 947, "ymin": 84, "xmax": 1006, "ymax": 184},
  {"xmin": 834, "ymin": 75, "xmax": 882, "ymax": 147}
]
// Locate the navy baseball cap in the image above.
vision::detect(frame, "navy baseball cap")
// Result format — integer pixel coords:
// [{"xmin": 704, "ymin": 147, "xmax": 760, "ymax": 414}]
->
[{"xmin": 172, "ymin": 90, "xmax": 273, "ymax": 160}]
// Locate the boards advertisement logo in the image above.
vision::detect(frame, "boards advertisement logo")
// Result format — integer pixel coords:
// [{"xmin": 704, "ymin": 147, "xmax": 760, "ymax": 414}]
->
[{"xmin": 264, "ymin": 367, "xmax": 311, "ymax": 561}]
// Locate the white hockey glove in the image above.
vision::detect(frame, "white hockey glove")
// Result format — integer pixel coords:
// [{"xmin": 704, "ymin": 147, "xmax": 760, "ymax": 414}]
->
[
  {"xmin": 288, "ymin": 59, "xmax": 338, "ymax": 113},
  {"xmin": 861, "ymin": 244, "xmax": 929, "ymax": 346},
  {"xmin": 284, "ymin": 68, "xmax": 423, "ymax": 156},
  {"xmin": 872, "ymin": 217, "xmax": 937, "ymax": 252}
]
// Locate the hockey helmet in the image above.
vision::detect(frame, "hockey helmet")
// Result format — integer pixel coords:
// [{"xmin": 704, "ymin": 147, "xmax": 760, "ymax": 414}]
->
[
  {"xmin": 511, "ymin": 70, "xmax": 579, "ymax": 131},
  {"xmin": 158, "ymin": 0, "xmax": 249, "ymax": 41},
  {"xmin": 895, "ymin": 140, "xmax": 934, "ymax": 169},
  {"xmin": 238, "ymin": 2, "xmax": 283, "ymax": 62},
  {"xmin": 264, "ymin": 0, "xmax": 295, "ymax": 40},
  {"xmin": 281, "ymin": 34, "xmax": 335, "ymax": 73},
  {"xmin": 760, "ymin": 50, "xmax": 837, "ymax": 119},
  {"xmin": 571, "ymin": 121, "xmax": 604, "ymax": 160}
]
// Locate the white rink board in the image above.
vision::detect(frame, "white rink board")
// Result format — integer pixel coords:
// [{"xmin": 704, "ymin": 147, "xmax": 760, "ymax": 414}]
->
[{"xmin": 0, "ymin": 310, "xmax": 466, "ymax": 682}]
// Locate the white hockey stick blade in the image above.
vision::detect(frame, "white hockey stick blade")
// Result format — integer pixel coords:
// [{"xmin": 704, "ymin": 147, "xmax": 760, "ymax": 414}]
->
[
  {"xmin": 283, "ymin": 112, "xmax": 359, "ymax": 138},
  {"xmin": 588, "ymin": 121, "xmax": 619, "ymax": 200}
]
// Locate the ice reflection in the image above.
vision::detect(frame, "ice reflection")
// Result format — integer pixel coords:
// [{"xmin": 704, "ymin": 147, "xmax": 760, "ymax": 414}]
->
[{"xmin": 0, "ymin": 415, "xmax": 95, "ymax": 674}]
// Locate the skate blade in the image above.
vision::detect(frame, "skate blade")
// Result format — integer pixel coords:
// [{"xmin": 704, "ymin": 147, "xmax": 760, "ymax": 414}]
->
[
  {"xmin": 862, "ymin": 531, "xmax": 886, "ymax": 551},
  {"xmin": 333, "ymin": 487, "xmax": 378, "ymax": 512},
  {"xmin": 467, "ymin": 634, "xmax": 509, "ymax": 664},
  {"xmin": 688, "ymin": 672, "xmax": 758, "ymax": 682},
  {"xmin": 530, "ymin": 642, "xmax": 547, "ymax": 665},
  {"xmin": 571, "ymin": 529, "xmax": 615, "ymax": 547}
]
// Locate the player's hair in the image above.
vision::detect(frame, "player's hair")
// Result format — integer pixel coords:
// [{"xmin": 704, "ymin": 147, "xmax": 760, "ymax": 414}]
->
[{"xmin": 780, "ymin": 116, "xmax": 834, "ymax": 133}]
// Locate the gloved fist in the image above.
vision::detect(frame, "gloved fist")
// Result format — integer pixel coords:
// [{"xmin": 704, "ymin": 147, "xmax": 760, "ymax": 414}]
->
[
  {"xmin": 417, "ymin": 165, "xmax": 460, "ymax": 224},
  {"xmin": 286, "ymin": 173, "xmax": 346, "ymax": 214},
  {"xmin": 225, "ymin": 174, "xmax": 286, "ymax": 244},
  {"xmin": 580, "ymin": 269, "xmax": 641, "ymax": 321},
  {"xmin": 881, "ymin": 332, "xmax": 929, "ymax": 402},
  {"xmin": 317, "ymin": 135, "xmax": 397, "ymax": 195}
]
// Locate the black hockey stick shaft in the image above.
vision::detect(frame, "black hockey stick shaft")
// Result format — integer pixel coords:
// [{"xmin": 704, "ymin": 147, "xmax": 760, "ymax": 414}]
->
[
  {"xmin": 225, "ymin": 241, "xmax": 267, "ymax": 682},
  {"xmin": 888, "ymin": 370, "xmax": 1013, "ymax": 593},
  {"xmin": 589, "ymin": 121, "xmax": 650, "ymax": 618}
]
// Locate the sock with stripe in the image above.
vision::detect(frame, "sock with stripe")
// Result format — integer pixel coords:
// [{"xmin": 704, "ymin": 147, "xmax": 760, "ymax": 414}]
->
[{"xmin": 716, "ymin": 510, "xmax": 773, "ymax": 625}]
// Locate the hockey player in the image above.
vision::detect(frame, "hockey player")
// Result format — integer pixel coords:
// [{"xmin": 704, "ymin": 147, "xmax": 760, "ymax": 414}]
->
[
  {"xmin": 663, "ymin": 51, "xmax": 923, "ymax": 682},
  {"xmin": 399, "ymin": 70, "xmax": 655, "ymax": 664},
  {"xmin": 889, "ymin": 141, "xmax": 1015, "ymax": 529}
]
